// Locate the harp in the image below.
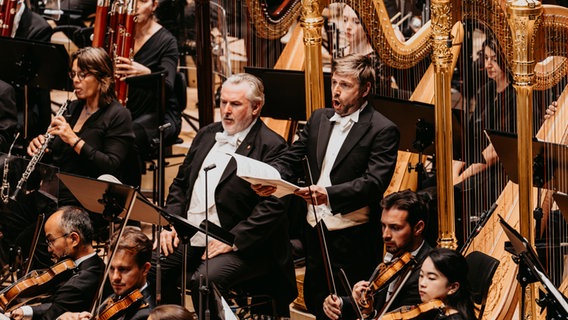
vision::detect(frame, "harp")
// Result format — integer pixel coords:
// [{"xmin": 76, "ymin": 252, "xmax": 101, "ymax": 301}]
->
[{"xmin": 238, "ymin": 0, "xmax": 568, "ymax": 317}]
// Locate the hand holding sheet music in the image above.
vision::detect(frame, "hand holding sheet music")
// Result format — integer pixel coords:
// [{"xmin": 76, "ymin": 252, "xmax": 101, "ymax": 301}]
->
[{"xmin": 230, "ymin": 153, "xmax": 299, "ymax": 198}]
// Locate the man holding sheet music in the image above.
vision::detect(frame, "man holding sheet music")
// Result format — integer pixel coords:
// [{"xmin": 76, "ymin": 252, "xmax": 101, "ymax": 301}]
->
[
  {"xmin": 150, "ymin": 73, "xmax": 296, "ymax": 318},
  {"xmin": 253, "ymin": 54, "xmax": 400, "ymax": 319}
]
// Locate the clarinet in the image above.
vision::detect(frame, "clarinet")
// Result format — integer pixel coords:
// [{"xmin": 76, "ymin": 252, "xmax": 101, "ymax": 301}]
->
[
  {"xmin": 1, "ymin": 132, "xmax": 19, "ymax": 204},
  {"xmin": 10, "ymin": 101, "xmax": 69, "ymax": 201}
]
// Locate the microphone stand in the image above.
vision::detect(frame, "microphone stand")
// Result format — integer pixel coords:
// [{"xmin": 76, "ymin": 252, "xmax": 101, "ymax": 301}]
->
[
  {"xmin": 199, "ymin": 163, "xmax": 216, "ymax": 320},
  {"xmin": 155, "ymin": 122, "xmax": 171, "ymax": 306}
]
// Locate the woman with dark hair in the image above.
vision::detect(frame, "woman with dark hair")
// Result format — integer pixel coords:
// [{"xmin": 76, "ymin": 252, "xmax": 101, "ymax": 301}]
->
[
  {"xmin": 148, "ymin": 305, "xmax": 195, "ymax": 320},
  {"xmin": 416, "ymin": 248, "xmax": 477, "ymax": 320},
  {"xmin": 26, "ymin": 46, "xmax": 137, "ymax": 204},
  {"xmin": 114, "ymin": 0, "xmax": 181, "ymax": 159}
]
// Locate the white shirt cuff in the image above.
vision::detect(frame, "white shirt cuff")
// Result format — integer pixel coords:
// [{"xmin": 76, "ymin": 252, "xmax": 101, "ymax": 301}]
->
[{"xmin": 21, "ymin": 306, "xmax": 33, "ymax": 320}]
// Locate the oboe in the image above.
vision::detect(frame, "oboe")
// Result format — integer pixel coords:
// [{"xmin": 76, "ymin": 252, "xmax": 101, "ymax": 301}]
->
[
  {"xmin": 1, "ymin": 132, "xmax": 19, "ymax": 204},
  {"xmin": 10, "ymin": 101, "xmax": 69, "ymax": 201}
]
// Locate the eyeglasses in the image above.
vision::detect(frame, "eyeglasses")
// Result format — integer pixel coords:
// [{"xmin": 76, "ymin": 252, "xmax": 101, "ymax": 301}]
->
[
  {"xmin": 46, "ymin": 233, "xmax": 69, "ymax": 247},
  {"xmin": 68, "ymin": 71, "xmax": 91, "ymax": 81}
]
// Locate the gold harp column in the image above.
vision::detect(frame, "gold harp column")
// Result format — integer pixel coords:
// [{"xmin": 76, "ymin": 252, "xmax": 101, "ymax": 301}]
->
[
  {"xmin": 300, "ymin": 0, "xmax": 325, "ymax": 117},
  {"xmin": 507, "ymin": 1, "xmax": 541, "ymax": 318},
  {"xmin": 431, "ymin": 0, "xmax": 457, "ymax": 249}
]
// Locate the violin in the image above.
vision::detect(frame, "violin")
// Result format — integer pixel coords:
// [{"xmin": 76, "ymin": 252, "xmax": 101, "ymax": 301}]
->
[
  {"xmin": 380, "ymin": 299, "xmax": 445, "ymax": 320},
  {"xmin": 0, "ymin": 258, "xmax": 76, "ymax": 312},
  {"xmin": 358, "ymin": 252, "xmax": 415, "ymax": 309},
  {"xmin": 97, "ymin": 289, "xmax": 144, "ymax": 320}
]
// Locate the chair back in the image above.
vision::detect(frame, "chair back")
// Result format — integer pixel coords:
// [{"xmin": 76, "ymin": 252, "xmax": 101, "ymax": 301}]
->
[{"xmin": 466, "ymin": 251, "xmax": 500, "ymax": 319}]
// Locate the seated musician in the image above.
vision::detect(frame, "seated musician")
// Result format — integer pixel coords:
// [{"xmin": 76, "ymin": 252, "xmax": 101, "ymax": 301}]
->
[
  {"xmin": 26, "ymin": 46, "xmax": 138, "ymax": 203},
  {"xmin": 151, "ymin": 73, "xmax": 296, "ymax": 318},
  {"xmin": 58, "ymin": 226, "xmax": 154, "ymax": 320},
  {"xmin": 411, "ymin": 248, "xmax": 476, "ymax": 320},
  {"xmin": 5, "ymin": 206, "xmax": 105, "ymax": 320},
  {"xmin": 113, "ymin": 0, "xmax": 181, "ymax": 160},
  {"xmin": 322, "ymin": 190, "xmax": 431, "ymax": 320}
]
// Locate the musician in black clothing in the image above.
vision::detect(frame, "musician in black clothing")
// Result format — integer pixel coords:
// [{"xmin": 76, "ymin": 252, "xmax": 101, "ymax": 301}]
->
[
  {"xmin": 412, "ymin": 248, "xmax": 476, "ymax": 320},
  {"xmin": 323, "ymin": 190, "xmax": 431, "ymax": 320},
  {"xmin": 58, "ymin": 226, "xmax": 155, "ymax": 320}
]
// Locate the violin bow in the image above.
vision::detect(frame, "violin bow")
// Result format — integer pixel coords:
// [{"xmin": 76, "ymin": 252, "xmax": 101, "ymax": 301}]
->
[
  {"xmin": 23, "ymin": 213, "xmax": 46, "ymax": 274},
  {"xmin": 338, "ymin": 268, "xmax": 364, "ymax": 319},
  {"xmin": 303, "ymin": 156, "xmax": 338, "ymax": 296},
  {"xmin": 89, "ymin": 190, "xmax": 137, "ymax": 315}
]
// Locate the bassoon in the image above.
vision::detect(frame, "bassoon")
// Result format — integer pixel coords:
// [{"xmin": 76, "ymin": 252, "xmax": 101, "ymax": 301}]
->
[
  {"xmin": 0, "ymin": 0, "xmax": 17, "ymax": 37},
  {"xmin": 92, "ymin": 0, "xmax": 137, "ymax": 105}
]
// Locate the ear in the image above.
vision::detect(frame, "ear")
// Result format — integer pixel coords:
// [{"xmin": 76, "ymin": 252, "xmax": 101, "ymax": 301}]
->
[
  {"xmin": 361, "ymin": 82, "xmax": 372, "ymax": 98},
  {"xmin": 447, "ymin": 282, "xmax": 460, "ymax": 296},
  {"xmin": 69, "ymin": 232, "xmax": 81, "ymax": 247},
  {"xmin": 413, "ymin": 220, "xmax": 425, "ymax": 237},
  {"xmin": 251, "ymin": 102, "xmax": 261, "ymax": 116},
  {"xmin": 142, "ymin": 261, "xmax": 151, "ymax": 276}
]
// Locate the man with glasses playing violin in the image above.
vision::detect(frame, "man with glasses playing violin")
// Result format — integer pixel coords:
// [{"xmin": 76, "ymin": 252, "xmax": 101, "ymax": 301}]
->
[
  {"xmin": 323, "ymin": 190, "xmax": 432, "ymax": 320},
  {"xmin": 4, "ymin": 206, "xmax": 105, "ymax": 320},
  {"xmin": 58, "ymin": 226, "xmax": 154, "ymax": 320}
]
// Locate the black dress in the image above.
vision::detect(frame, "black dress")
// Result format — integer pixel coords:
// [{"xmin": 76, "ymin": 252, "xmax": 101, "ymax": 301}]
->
[{"xmin": 127, "ymin": 27, "xmax": 181, "ymax": 158}]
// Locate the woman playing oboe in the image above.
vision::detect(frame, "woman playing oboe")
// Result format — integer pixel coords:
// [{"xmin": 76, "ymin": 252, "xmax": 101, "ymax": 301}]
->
[{"xmin": 26, "ymin": 47, "xmax": 137, "ymax": 205}]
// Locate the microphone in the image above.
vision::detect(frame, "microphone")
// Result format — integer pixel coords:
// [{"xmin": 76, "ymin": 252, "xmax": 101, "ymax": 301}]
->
[
  {"xmin": 158, "ymin": 122, "xmax": 172, "ymax": 131},
  {"xmin": 474, "ymin": 202, "xmax": 498, "ymax": 235},
  {"xmin": 203, "ymin": 164, "xmax": 216, "ymax": 172}
]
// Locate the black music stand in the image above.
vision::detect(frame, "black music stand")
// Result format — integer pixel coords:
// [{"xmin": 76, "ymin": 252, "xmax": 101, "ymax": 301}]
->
[
  {"xmin": 499, "ymin": 215, "xmax": 568, "ymax": 318},
  {"xmin": 487, "ymin": 129, "xmax": 568, "ymax": 234},
  {"xmin": 486, "ymin": 130, "xmax": 568, "ymax": 193},
  {"xmin": 372, "ymin": 95, "xmax": 462, "ymax": 189},
  {"xmin": 0, "ymin": 37, "xmax": 72, "ymax": 139}
]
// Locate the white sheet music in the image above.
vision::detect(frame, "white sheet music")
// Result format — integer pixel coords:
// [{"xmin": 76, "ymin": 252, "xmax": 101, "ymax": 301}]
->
[{"xmin": 230, "ymin": 153, "xmax": 299, "ymax": 198}]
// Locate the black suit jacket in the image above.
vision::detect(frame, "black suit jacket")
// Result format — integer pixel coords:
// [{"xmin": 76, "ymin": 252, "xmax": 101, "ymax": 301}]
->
[
  {"xmin": 165, "ymin": 119, "xmax": 297, "ymax": 306},
  {"xmin": 15, "ymin": 7, "xmax": 52, "ymax": 42},
  {"xmin": 274, "ymin": 104, "xmax": 399, "ymax": 217},
  {"xmin": 31, "ymin": 254, "xmax": 105, "ymax": 320},
  {"xmin": 271, "ymin": 103, "xmax": 399, "ymax": 317}
]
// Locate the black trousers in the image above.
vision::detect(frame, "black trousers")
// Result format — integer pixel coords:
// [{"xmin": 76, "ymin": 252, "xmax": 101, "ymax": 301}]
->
[{"xmin": 148, "ymin": 244, "xmax": 272, "ymax": 319}]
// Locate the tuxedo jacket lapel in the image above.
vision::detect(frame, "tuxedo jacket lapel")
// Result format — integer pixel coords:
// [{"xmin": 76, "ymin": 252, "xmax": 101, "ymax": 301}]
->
[
  {"xmin": 333, "ymin": 106, "xmax": 372, "ymax": 171},
  {"xmin": 316, "ymin": 112, "xmax": 334, "ymax": 173}
]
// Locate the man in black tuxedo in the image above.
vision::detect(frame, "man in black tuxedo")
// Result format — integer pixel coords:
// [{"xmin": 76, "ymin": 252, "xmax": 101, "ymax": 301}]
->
[
  {"xmin": 152, "ymin": 73, "xmax": 296, "ymax": 318},
  {"xmin": 323, "ymin": 190, "xmax": 432, "ymax": 319},
  {"xmin": 6, "ymin": 206, "xmax": 105, "ymax": 320},
  {"xmin": 253, "ymin": 53, "xmax": 400, "ymax": 319},
  {"xmin": 58, "ymin": 226, "xmax": 155, "ymax": 320}
]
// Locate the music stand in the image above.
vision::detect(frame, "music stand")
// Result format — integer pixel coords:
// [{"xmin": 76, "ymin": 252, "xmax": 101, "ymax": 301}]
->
[
  {"xmin": 56, "ymin": 172, "xmax": 138, "ymax": 314},
  {"xmin": 486, "ymin": 130, "xmax": 568, "ymax": 193},
  {"xmin": 244, "ymin": 66, "xmax": 333, "ymax": 121},
  {"xmin": 0, "ymin": 37, "xmax": 72, "ymax": 139},
  {"xmin": 499, "ymin": 215, "xmax": 568, "ymax": 318},
  {"xmin": 372, "ymin": 95, "xmax": 462, "ymax": 189}
]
